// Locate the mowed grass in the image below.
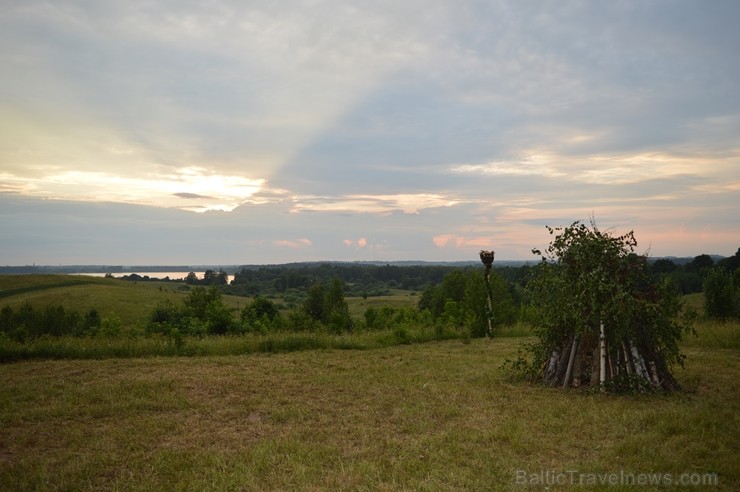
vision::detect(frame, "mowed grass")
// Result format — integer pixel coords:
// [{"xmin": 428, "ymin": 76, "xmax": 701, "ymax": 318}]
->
[{"xmin": 1, "ymin": 335, "xmax": 738, "ymax": 491}]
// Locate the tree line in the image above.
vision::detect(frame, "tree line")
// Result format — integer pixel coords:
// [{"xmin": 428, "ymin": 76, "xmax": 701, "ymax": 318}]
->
[
  {"xmin": 0, "ymin": 304, "xmax": 124, "ymax": 341},
  {"xmin": 226, "ymin": 263, "xmax": 452, "ymax": 297},
  {"xmin": 1, "ymin": 247, "xmax": 738, "ymax": 343}
]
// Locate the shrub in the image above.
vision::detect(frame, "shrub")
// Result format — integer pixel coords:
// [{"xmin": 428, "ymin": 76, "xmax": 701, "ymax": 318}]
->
[{"xmin": 703, "ymin": 268, "xmax": 738, "ymax": 320}]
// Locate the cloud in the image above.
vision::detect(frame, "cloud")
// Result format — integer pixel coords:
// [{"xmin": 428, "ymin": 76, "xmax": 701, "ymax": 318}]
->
[
  {"xmin": 0, "ymin": 167, "xmax": 265, "ymax": 212},
  {"xmin": 450, "ymin": 149, "xmax": 738, "ymax": 187},
  {"xmin": 273, "ymin": 239, "xmax": 312, "ymax": 249},
  {"xmin": 173, "ymin": 192, "xmax": 213, "ymax": 200},
  {"xmin": 343, "ymin": 237, "xmax": 370, "ymax": 249},
  {"xmin": 432, "ymin": 234, "xmax": 497, "ymax": 249},
  {"xmin": 451, "ymin": 153, "xmax": 566, "ymax": 179},
  {"xmin": 290, "ymin": 193, "xmax": 460, "ymax": 215}
]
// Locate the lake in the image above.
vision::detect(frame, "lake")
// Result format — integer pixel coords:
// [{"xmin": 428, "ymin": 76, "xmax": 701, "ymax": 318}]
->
[{"xmin": 75, "ymin": 272, "xmax": 235, "ymax": 283}]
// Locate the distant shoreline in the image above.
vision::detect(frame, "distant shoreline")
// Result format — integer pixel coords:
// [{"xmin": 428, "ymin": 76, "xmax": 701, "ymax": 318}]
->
[{"xmin": 0, "ymin": 255, "xmax": 725, "ymax": 275}]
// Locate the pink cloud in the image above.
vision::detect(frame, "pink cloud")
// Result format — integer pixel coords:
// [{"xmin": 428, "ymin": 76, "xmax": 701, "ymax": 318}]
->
[
  {"xmin": 432, "ymin": 234, "xmax": 453, "ymax": 247},
  {"xmin": 273, "ymin": 238, "xmax": 312, "ymax": 248},
  {"xmin": 433, "ymin": 234, "xmax": 496, "ymax": 249},
  {"xmin": 343, "ymin": 237, "xmax": 369, "ymax": 248}
]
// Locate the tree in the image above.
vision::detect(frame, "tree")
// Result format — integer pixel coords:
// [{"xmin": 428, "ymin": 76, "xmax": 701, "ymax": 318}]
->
[
  {"xmin": 324, "ymin": 277, "xmax": 352, "ymax": 333},
  {"xmin": 82, "ymin": 308, "xmax": 101, "ymax": 336},
  {"xmin": 651, "ymin": 258, "xmax": 677, "ymax": 275},
  {"xmin": 303, "ymin": 283, "xmax": 326, "ymax": 322},
  {"xmin": 688, "ymin": 254, "xmax": 714, "ymax": 273},
  {"xmin": 703, "ymin": 268, "xmax": 737, "ymax": 320},
  {"xmin": 418, "ymin": 269, "xmax": 514, "ymax": 336},
  {"xmin": 520, "ymin": 220, "xmax": 692, "ymax": 392},
  {"xmin": 240, "ymin": 296, "xmax": 281, "ymax": 333},
  {"xmin": 242, "ymin": 296, "xmax": 280, "ymax": 322},
  {"xmin": 180, "ymin": 286, "xmax": 236, "ymax": 334},
  {"xmin": 203, "ymin": 269, "xmax": 229, "ymax": 286},
  {"xmin": 717, "ymin": 247, "xmax": 740, "ymax": 272},
  {"xmin": 184, "ymin": 286, "xmax": 222, "ymax": 320}
]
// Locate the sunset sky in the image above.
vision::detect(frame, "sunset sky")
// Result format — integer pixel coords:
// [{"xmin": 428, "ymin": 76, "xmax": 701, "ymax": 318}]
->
[{"xmin": 1, "ymin": 0, "xmax": 739, "ymax": 265}]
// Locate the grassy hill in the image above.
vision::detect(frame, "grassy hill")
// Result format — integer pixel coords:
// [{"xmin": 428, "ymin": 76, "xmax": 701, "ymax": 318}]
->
[
  {"xmin": 0, "ymin": 275, "xmax": 246, "ymax": 327},
  {"xmin": 0, "ymin": 274, "xmax": 423, "ymax": 326}
]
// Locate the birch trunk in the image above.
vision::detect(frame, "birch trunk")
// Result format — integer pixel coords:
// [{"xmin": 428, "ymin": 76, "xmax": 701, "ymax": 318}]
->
[
  {"xmin": 629, "ymin": 341, "xmax": 650, "ymax": 381},
  {"xmin": 599, "ymin": 322, "xmax": 606, "ymax": 390},
  {"xmin": 483, "ymin": 268, "xmax": 494, "ymax": 338}
]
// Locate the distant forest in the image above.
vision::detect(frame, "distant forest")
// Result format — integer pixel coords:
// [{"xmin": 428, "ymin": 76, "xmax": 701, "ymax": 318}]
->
[
  {"xmin": 2, "ymin": 252, "xmax": 738, "ymax": 302},
  {"xmin": 222, "ymin": 251, "xmax": 736, "ymax": 296}
]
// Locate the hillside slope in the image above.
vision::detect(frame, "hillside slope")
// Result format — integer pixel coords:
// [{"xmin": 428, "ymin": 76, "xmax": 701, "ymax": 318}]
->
[{"xmin": 0, "ymin": 275, "xmax": 245, "ymax": 327}]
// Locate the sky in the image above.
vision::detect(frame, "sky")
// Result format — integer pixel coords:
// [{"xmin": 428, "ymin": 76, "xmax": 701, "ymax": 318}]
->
[{"xmin": 1, "ymin": 0, "xmax": 739, "ymax": 266}]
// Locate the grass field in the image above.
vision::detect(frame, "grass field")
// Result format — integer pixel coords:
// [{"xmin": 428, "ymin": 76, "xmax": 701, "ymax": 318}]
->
[
  {"xmin": 0, "ymin": 275, "xmax": 419, "ymax": 327},
  {"xmin": 0, "ymin": 275, "xmax": 248, "ymax": 328},
  {"xmin": 1, "ymin": 275, "xmax": 738, "ymax": 490},
  {"xmin": 1, "ymin": 331, "xmax": 738, "ymax": 490},
  {"xmin": 347, "ymin": 290, "xmax": 419, "ymax": 317}
]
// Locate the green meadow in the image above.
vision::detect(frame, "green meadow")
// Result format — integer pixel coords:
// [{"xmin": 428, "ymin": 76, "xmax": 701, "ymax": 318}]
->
[
  {"xmin": 0, "ymin": 275, "xmax": 246, "ymax": 327},
  {"xmin": 0, "ymin": 274, "xmax": 418, "ymax": 331},
  {"xmin": 0, "ymin": 275, "xmax": 738, "ymax": 490}
]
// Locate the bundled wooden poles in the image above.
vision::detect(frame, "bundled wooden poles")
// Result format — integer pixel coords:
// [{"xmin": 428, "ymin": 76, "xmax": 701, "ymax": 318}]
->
[
  {"xmin": 479, "ymin": 250, "xmax": 495, "ymax": 338},
  {"xmin": 541, "ymin": 321, "xmax": 680, "ymax": 392}
]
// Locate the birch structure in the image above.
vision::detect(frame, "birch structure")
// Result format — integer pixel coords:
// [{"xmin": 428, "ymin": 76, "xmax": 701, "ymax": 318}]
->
[
  {"xmin": 540, "ymin": 323, "xmax": 681, "ymax": 391},
  {"xmin": 527, "ymin": 220, "xmax": 688, "ymax": 393}
]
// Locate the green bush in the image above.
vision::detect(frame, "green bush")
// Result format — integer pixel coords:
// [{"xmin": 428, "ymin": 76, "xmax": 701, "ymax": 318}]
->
[{"xmin": 703, "ymin": 268, "xmax": 738, "ymax": 320}]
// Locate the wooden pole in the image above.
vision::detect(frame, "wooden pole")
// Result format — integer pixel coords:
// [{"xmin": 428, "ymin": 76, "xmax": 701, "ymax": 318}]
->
[
  {"xmin": 621, "ymin": 341, "xmax": 633, "ymax": 375},
  {"xmin": 599, "ymin": 322, "xmax": 606, "ymax": 391},
  {"xmin": 572, "ymin": 336, "xmax": 584, "ymax": 388},
  {"xmin": 591, "ymin": 346, "xmax": 600, "ymax": 387},
  {"xmin": 562, "ymin": 334, "xmax": 580, "ymax": 389},
  {"xmin": 608, "ymin": 350, "xmax": 615, "ymax": 380},
  {"xmin": 479, "ymin": 250, "xmax": 495, "ymax": 338}
]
